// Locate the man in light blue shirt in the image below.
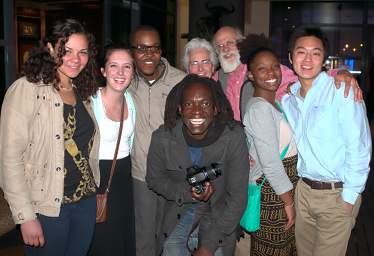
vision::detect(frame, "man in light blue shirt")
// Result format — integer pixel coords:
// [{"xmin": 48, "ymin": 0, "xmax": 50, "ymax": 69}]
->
[{"xmin": 282, "ymin": 27, "xmax": 371, "ymax": 256}]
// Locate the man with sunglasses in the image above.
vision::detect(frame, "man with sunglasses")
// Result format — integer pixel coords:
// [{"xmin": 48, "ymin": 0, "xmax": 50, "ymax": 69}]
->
[{"xmin": 128, "ymin": 25, "xmax": 185, "ymax": 256}]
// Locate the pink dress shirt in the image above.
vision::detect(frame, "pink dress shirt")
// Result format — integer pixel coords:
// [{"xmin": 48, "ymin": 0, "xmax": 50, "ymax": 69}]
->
[{"xmin": 224, "ymin": 64, "xmax": 248, "ymax": 121}]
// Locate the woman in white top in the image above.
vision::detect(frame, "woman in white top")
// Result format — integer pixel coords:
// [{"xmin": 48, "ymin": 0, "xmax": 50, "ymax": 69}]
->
[
  {"xmin": 89, "ymin": 43, "xmax": 136, "ymax": 256},
  {"xmin": 241, "ymin": 35, "xmax": 298, "ymax": 256}
]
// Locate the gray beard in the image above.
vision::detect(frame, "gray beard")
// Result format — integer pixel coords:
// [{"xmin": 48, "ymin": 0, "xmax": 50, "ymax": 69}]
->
[{"xmin": 219, "ymin": 53, "xmax": 241, "ymax": 73}]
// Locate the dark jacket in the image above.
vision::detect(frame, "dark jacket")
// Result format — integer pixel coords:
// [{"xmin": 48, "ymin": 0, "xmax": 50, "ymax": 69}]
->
[{"xmin": 146, "ymin": 120, "xmax": 249, "ymax": 255}]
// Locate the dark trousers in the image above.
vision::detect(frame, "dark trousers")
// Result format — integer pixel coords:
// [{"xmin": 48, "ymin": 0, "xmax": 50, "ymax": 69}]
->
[{"xmin": 25, "ymin": 196, "xmax": 96, "ymax": 256}]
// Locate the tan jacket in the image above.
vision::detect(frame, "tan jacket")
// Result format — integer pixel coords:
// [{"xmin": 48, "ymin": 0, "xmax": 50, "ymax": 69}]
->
[
  {"xmin": 129, "ymin": 58, "xmax": 185, "ymax": 182},
  {"xmin": 0, "ymin": 77, "xmax": 100, "ymax": 224}
]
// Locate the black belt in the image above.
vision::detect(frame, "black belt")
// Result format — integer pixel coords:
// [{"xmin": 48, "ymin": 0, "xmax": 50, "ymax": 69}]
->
[{"xmin": 302, "ymin": 177, "xmax": 343, "ymax": 190}]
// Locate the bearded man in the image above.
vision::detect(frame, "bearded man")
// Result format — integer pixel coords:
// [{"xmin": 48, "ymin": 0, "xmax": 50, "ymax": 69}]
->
[{"xmin": 212, "ymin": 26, "xmax": 362, "ymax": 121}]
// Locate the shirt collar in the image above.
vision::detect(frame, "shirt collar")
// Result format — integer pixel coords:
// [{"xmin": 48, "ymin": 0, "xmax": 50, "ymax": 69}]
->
[
  {"xmin": 135, "ymin": 57, "xmax": 167, "ymax": 85},
  {"xmin": 290, "ymin": 71, "xmax": 328, "ymax": 96},
  {"xmin": 291, "ymin": 71, "xmax": 331, "ymax": 106}
]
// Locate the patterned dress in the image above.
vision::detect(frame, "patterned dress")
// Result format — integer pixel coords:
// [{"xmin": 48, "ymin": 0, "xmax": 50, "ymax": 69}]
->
[{"xmin": 250, "ymin": 155, "xmax": 299, "ymax": 256}]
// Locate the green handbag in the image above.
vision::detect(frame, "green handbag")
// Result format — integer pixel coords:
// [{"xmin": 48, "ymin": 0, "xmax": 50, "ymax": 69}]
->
[
  {"xmin": 239, "ymin": 176, "xmax": 266, "ymax": 232},
  {"xmin": 240, "ymin": 142, "xmax": 290, "ymax": 233}
]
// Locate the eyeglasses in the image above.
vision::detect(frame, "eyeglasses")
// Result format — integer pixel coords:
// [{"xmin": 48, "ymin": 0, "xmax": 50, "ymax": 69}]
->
[
  {"xmin": 215, "ymin": 40, "xmax": 237, "ymax": 51},
  {"xmin": 189, "ymin": 59, "xmax": 212, "ymax": 67},
  {"xmin": 131, "ymin": 45, "xmax": 161, "ymax": 54}
]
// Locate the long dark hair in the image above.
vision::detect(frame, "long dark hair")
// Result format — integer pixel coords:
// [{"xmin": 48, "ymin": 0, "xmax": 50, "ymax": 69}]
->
[
  {"xmin": 23, "ymin": 19, "xmax": 100, "ymax": 100},
  {"xmin": 164, "ymin": 74, "xmax": 236, "ymax": 130}
]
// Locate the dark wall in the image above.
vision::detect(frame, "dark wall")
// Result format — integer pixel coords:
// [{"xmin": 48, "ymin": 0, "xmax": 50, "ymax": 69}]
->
[
  {"xmin": 189, "ymin": 0, "xmax": 244, "ymax": 41},
  {"xmin": 105, "ymin": 0, "xmax": 177, "ymax": 65},
  {"xmin": 45, "ymin": 5, "xmax": 102, "ymax": 49}
]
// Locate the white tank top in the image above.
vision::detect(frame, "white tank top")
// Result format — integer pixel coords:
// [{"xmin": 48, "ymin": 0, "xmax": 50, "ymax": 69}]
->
[{"xmin": 96, "ymin": 90, "xmax": 135, "ymax": 160}]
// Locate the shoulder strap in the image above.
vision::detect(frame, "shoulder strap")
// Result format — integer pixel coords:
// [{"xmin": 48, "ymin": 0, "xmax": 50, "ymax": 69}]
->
[
  {"xmin": 105, "ymin": 97, "xmax": 125, "ymax": 193},
  {"xmin": 275, "ymin": 101, "xmax": 288, "ymax": 123},
  {"xmin": 280, "ymin": 144, "xmax": 290, "ymax": 161}
]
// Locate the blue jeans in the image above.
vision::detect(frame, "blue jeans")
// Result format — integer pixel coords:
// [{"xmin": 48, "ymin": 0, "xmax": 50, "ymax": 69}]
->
[
  {"xmin": 162, "ymin": 204, "xmax": 223, "ymax": 256},
  {"xmin": 25, "ymin": 196, "xmax": 96, "ymax": 256}
]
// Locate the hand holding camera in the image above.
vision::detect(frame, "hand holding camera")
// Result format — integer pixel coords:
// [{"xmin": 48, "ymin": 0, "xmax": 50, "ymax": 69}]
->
[
  {"xmin": 186, "ymin": 163, "xmax": 221, "ymax": 202},
  {"xmin": 192, "ymin": 182, "xmax": 213, "ymax": 202}
]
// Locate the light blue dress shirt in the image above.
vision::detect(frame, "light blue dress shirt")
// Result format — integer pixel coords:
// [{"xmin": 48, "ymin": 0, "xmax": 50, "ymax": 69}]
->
[{"xmin": 281, "ymin": 71, "xmax": 371, "ymax": 204}]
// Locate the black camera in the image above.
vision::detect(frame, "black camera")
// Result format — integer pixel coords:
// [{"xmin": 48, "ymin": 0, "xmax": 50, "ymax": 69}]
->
[{"xmin": 186, "ymin": 163, "xmax": 222, "ymax": 194}]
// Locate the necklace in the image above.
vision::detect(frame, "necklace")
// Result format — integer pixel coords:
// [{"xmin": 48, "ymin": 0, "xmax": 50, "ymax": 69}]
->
[
  {"xmin": 59, "ymin": 83, "xmax": 73, "ymax": 91},
  {"xmin": 59, "ymin": 87, "xmax": 73, "ymax": 91},
  {"xmin": 59, "ymin": 77, "xmax": 74, "ymax": 91}
]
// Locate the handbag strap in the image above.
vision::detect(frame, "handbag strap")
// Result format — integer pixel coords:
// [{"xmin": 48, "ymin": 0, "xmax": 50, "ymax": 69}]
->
[
  {"xmin": 276, "ymin": 99, "xmax": 291, "ymax": 162},
  {"xmin": 105, "ymin": 97, "xmax": 125, "ymax": 193},
  {"xmin": 275, "ymin": 101, "xmax": 288, "ymax": 123},
  {"xmin": 280, "ymin": 143, "xmax": 290, "ymax": 161}
]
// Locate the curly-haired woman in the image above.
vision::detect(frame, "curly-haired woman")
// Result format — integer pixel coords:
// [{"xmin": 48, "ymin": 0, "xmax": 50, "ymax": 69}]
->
[{"xmin": 0, "ymin": 19, "xmax": 101, "ymax": 255}]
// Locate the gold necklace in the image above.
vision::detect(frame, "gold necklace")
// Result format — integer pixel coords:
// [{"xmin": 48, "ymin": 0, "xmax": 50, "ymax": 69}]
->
[
  {"xmin": 59, "ymin": 79, "xmax": 74, "ymax": 91},
  {"xmin": 59, "ymin": 85, "xmax": 73, "ymax": 91}
]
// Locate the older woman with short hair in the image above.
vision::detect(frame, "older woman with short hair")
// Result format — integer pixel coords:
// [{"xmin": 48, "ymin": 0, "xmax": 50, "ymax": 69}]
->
[{"xmin": 182, "ymin": 38, "xmax": 218, "ymax": 78}]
